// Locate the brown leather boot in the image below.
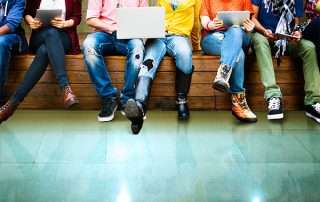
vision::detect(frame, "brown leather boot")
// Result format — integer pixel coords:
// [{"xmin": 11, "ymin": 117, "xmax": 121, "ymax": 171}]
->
[
  {"xmin": 0, "ymin": 99, "xmax": 19, "ymax": 124},
  {"xmin": 63, "ymin": 84, "xmax": 79, "ymax": 109}
]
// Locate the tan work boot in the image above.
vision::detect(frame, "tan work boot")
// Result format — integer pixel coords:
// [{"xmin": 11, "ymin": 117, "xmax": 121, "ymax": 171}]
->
[{"xmin": 231, "ymin": 92, "xmax": 257, "ymax": 122}]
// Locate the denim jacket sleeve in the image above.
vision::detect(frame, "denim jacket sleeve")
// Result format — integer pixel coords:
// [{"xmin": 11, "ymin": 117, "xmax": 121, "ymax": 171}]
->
[{"xmin": 4, "ymin": 0, "xmax": 25, "ymax": 33}]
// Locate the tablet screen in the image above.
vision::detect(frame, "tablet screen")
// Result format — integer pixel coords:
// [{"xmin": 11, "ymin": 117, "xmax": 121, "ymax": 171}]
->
[
  {"xmin": 36, "ymin": 9, "xmax": 62, "ymax": 27},
  {"xmin": 216, "ymin": 11, "xmax": 250, "ymax": 27}
]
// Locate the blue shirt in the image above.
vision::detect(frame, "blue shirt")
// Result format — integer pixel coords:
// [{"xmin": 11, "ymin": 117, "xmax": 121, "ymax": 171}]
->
[
  {"xmin": 0, "ymin": 0, "xmax": 25, "ymax": 33},
  {"xmin": 252, "ymin": 0, "xmax": 303, "ymax": 33}
]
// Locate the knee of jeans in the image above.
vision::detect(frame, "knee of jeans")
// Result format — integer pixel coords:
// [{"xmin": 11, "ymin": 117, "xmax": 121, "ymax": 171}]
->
[
  {"xmin": 36, "ymin": 45, "xmax": 48, "ymax": 57},
  {"xmin": 82, "ymin": 37, "xmax": 100, "ymax": 63},
  {"xmin": 227, "ymin": 26, "xmax": 243, "ymax": 38},
  {"xmin": 45, "ymin": 28, "xmax": 60, "ymax": 39},
  {"xmin": 300, "ymin": 39, "xmax": 316, "ymax": 54},
  {"xmin": 0, "ymin": 37, "xmax": 9, "ymax": 50}
]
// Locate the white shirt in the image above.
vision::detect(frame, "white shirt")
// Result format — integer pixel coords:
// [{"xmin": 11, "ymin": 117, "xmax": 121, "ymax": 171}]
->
[{"xmin": 40, "ymin": 0, "xmax": 66, "ymax": 19}]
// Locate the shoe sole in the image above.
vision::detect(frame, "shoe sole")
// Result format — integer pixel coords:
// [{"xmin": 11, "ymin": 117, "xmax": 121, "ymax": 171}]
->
[
  {"xmin": 125, "ymin": 99, "xmax": 140, "ymax": 121},
  {"xmin": 268, "ymin": 113, "xmax": 284, "ymax": 120},
  {"xmin": 232, "ymin": 111, "xmax": 258, "ymax": 123},
  {"xmin": 212, "ymin": 81, "xmax": 229, "ymax": 92},
  {"xmin": 64, "ymin": 99, "xmax": 80, "ymax": 110},
  {"xmin": 97, "ymin": 105, "xmax": 118, "ymax": 122},
  {"xmin": 306, "ymin": 112, "xmax": 320, "ymax": 123}
]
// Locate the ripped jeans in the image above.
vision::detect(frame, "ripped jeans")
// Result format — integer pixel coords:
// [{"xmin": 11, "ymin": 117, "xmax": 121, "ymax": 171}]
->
[
  {"xmin": 138, "ymin": 34, "xmax": 193, "ymax": 79},
  {"xmin": 82, "ymin": 32, "xmax": 144, "ymax": 106}
]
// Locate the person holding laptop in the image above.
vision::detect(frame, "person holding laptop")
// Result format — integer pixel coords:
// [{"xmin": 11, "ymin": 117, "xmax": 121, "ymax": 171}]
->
[
  {"xmin": 125, "ymin": 0, "xmax": 201, "ymax": 134},
  {"xmin": 199, "ymin": 0, "xmax": 258, "ymax": 123},
  {"xmin": 0, "ymin": 0, "xmax": 27, "ymax": 108},
  {"xmin": 0, "ymin": 0, "xmax": 81, "ymax": 124},
  {"xmin": 250, "ymin": 0, "xmax": 320, "ymax": 123},
  {"xmin": 82, "ymin": 0, "xmax": 147, "ymax": 122}
]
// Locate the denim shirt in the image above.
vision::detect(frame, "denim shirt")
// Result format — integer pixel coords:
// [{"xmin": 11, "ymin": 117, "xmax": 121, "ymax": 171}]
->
[{"xmin": 0, "ymin": 0, "xmax": 28, "ymax": 52}]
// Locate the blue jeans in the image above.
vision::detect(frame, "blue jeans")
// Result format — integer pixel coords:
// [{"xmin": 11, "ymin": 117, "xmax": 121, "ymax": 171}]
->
[
  {"xmin": 139, "ymin": 34, "xmax": 193, "ymax": 79},
  {"xmin": 200, "ymin": 26, "xmax": 250, "ymax": 94},
  {"xmin": 83, "ymin": 32, "xmax": 144, "ymax": 106},
  {"xmin": 0, "ymin": 34, "xmax": 21, "ymax": 103},
  {"xmin": 303, "ymin": 17, "xmax": 320, "ymax": 65}
]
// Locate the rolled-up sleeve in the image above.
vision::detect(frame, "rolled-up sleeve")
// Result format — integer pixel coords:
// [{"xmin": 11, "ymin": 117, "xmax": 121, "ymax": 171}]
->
[{"xmin": 86, "ymin": 0, "xmax": 103, "ymax": 19}]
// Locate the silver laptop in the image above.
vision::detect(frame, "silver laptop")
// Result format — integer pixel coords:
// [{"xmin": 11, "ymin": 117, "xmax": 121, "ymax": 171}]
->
[
  {"xmin": 116, "ymin": 7, "xmax": 165, "ymax": 39},
  {"xmin": 217, "ymin": 11, "xmax": 250, "ymax": 26}
]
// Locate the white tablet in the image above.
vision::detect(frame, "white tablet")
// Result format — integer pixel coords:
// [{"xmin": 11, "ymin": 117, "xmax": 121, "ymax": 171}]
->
[
  {"xmin": 216, "ymin": 11, "xmax": 250, "ymax": 26},
  {"xmin": 36, "ymin": 9, "xmax": 62, "ymax": 27}
]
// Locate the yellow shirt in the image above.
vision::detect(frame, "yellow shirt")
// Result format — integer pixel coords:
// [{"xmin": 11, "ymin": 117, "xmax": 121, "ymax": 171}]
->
[{"xmin": 158, "ymin": 0, "xmax": 201, "ymax": 50}]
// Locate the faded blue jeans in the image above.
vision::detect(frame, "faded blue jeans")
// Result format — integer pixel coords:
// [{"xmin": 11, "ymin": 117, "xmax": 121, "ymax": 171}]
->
[
  {"xmin": 0, "ymin": 34, "xmax": 21, "ymax": 104},
  {"xmin": 200, "ymin": 26, "xmax": 250, "ymax": 94},
  {"xmin": 82, "ymin": 32, "xmax": 144, "ymax": 106},
  {"xmin": 139, "ymin": 34, "xmax": 193, "ymax": 79}
]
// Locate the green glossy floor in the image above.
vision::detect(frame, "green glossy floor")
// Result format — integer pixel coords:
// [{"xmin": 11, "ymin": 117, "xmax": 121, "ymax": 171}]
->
[{"xmin": 0, "ymin": 110, "xmax": 320, "ymax": 201}]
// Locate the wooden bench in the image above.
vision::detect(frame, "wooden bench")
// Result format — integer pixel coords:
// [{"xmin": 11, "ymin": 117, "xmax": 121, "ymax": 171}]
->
[{"xmin": 5, "ymin": 53, "xmax": 304, "ymax": 110}]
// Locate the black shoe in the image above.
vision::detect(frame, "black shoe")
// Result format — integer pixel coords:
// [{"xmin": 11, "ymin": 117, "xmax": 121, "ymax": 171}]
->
[
  {"xmin": 98, "ymin": 97, "xmax": 118, "ymax": 122},
  {"xmin": 305, "ymin": 103, "xmax": 320, "ymax": 123},
  {"xmin": 176, "ymin": 97, "xmax": 190, "ymax": 119},
  {"xmin": 267, "ymin": 97, "xmax": 284, "ymax": 120},
  {"xmin": 125, "ymin": 98, "xmax": 144, "ymax": 134}
]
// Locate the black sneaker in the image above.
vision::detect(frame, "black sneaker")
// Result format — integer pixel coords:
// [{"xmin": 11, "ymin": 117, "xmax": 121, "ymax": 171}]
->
[
  {"xmin": 267, "ymin": 97, "xmax": 283, "ymax": 120},
  {"xmin": 306, "ymin": 103, "xmax": 320, "ymax": 123},
  {"xmin": 98, "ymin": 97, "xmax": 118, "ymax": 122}
]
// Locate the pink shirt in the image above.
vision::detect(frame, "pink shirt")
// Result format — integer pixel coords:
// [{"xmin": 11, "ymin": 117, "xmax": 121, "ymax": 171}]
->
[{"xmin": 86, "ymin": 0, "xmax": 148, "ymax": 32}]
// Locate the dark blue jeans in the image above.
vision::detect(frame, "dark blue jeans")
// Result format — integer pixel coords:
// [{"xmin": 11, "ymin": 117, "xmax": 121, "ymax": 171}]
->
[
  {"xmin": 12, "ymin": 28, "xmax": 72, "ymax": 103},
  {"xmin": 303, "ymin": 17, "xmax": 320, "ymax": 65},
  {"xmin": 0, "ymin": 34, "xmax": 21, "ymax": 104}
]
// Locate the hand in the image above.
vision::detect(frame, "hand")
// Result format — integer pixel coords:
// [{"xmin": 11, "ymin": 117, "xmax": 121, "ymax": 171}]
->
[
  {"xmin": 288, "ymin": 31, "xmax": 302, "ymax": 44},
  {"xmin": 208, "ymin": 18, "xmax": 223, "ymax": 30},
  {"xmin": 51, "ymin": 17, "xmax": 66, "ymax": 28},
  {"xmin": 264, "ymin": 29, "xmax": 278, "ymax": 41},
  {"xmin": 242, "ymin": 18, "xmax": 255, "ymax": 32},
  {"xmin": 107, "ymin": 24, "xmax": 117, "ymax": 32},
  {"xmin": 29, "ymin": 18, "xmax": 42, "ymax": 30}
]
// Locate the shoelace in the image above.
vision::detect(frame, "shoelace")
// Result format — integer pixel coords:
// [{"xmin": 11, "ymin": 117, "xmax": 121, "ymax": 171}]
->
[
  {"xmin": 238, "ymin": 94, "xmax": 249, "ymax": 110},
  {"xmin": 0, "ymin": 101, "xmax": 14, "ymax": 113},
  {"xmin": 218, "ymin": 65, "xmax": 230, "ymax": 79},
  {"xmin": 312, "ymin": 103, "xmax": 320, "ymax": 112},
  {"xmin": 65, "ymin": 85, "xmax": 72, "ymax": 95},
  {"xmin": 268, "ymin": 97, "xmax": 281, "ymax": 110}
]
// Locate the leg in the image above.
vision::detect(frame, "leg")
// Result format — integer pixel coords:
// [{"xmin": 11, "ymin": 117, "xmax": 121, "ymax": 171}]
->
[
  {"xmin": 166, "ymin": 35, "xmax": 193, "ymax": 119},
  {"xmin": 250, "ymin": 32, "xmax": 282, "ymax": 100},
  {"xmin": 125, "ymin": 38, "xmax": 167, "ymax": 134},
  {"xmin": 83, "ymin": 32, "xmax": 118, "ymax": 121},
  {"xmin": 303, "ymin": 17, "xmax": 320, "ymax": 64},
  {"xmin": 29, "ymin": 28, "xmax": 78, "ymax": 109},
  {"xmin": 250, "ymin": 32, "xmax": 284, "ymax": 119},
  {"xmin": 114, "ymin": 38, "xmax": 144, "ymax": 107},
  {"xmin": 0, "ymin": 34, "xmax": 20, "ymax": 105},
  {"xmin": 287, "ymin": 39, "xmax": 320, "ymax": 123}
]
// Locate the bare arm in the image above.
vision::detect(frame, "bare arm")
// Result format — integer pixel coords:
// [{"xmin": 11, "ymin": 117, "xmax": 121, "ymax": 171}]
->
[
  {"xmin": 86, "ymin": 18, "xmax": 116, "ymax": 33},
  {"xmin": 0, "ymin": 25, "xmax": 11, "ymax": 35}
]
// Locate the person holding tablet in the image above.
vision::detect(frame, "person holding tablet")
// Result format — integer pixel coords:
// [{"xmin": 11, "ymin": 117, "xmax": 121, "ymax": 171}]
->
[
  {"xmin": 125, "ymin": 0, "xmax": 201, "ymax": 134},
  {"xmin": 199, "ymin": 0, "xmax": 257, "ymax": 123},
  {"xmin": 250, "ymin": 0, "xmax": 320, "ymax": 123},
  {"xmin": 0, "ymin": 0, "xmax": 82, "ymax": 124}
]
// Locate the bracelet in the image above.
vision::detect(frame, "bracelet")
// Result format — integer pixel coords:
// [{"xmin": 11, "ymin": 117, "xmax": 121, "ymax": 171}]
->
[{"xmin": 206, "ymin": 20, "xmax": 212, "ymax": 30}]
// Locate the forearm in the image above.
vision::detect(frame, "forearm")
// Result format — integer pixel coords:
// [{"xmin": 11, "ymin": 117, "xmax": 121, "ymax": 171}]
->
[
  {"xmin": 0, "ymin": 25, "xmax": 11, "ymax": 35},
  {"xmin": 86, "ymin": 18, "xmax": 115, "ymax": 32}
]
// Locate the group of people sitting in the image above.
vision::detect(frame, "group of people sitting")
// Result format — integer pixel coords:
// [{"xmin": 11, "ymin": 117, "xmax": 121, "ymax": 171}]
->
[{"xmin": 0, "ymin": 0, "xmax": 320, "ymax": 135}]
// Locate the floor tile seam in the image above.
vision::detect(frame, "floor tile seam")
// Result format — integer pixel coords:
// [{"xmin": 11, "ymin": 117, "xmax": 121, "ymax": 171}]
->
[
  {"xmin": 32, "ymin": 128, "xmax": 48, "ymax": 168},
  {"xmin": 288, "ymin": 129, "xmax": 320, "ymax": 163}
]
